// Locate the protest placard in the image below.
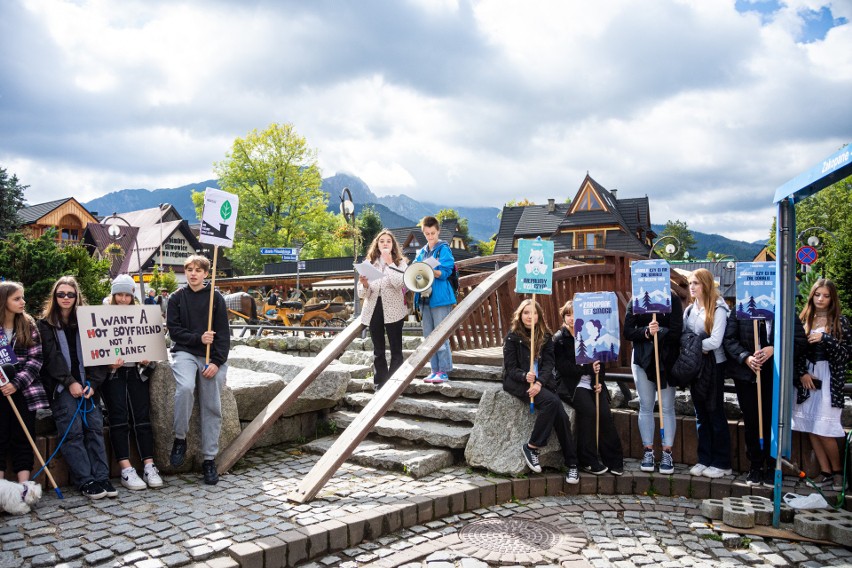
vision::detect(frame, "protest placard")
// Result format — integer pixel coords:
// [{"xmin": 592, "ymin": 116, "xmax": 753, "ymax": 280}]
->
[
  {"xmin": 0, "ymin": 336, "xmax": 16, "ymax": 366},
  {"xmin": 515, "ymin": 237, "xmax": 554, "ymax": 295},
  {"xmin": 77, "ymin": 305, "xmax": 168, "ymax": 366},
  {"xmin": 199, "ymin": 187, "xmax": 240, "ymax": 248},
  {"xmin": 735, "ymin": 262, "xmax": 776, "ymax": 320},
  {"xmin": 630, "ymin": 259, "xmax": 672, "ymax": 314},
  {"xmin": 573, "ymin": 292, "xmax": 620, "ymax": 365}
]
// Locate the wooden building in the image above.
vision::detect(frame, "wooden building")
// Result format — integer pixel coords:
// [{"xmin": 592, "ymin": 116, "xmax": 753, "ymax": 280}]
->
[
  {"xmin": 17, "ymin": 198, "xmax": 98, "ymax": 245},
  {"xmin": 494, "ymin": 174, "xmax": 656, "ymax": 257}
]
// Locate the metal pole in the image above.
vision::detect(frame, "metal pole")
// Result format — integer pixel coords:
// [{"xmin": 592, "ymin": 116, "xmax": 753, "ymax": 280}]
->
[
  {"xmin": 772, "ymin": 197, "xmax": 796, "ymax": 527},
  {"xmin": 352, "ymin": 225, "xmax": 360, "ymax": 316}
]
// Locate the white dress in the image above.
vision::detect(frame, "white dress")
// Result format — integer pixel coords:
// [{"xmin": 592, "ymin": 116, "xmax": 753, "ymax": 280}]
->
[{"xmin": 791, "ymin": 327, "xmax": 844, "ymax": 437}]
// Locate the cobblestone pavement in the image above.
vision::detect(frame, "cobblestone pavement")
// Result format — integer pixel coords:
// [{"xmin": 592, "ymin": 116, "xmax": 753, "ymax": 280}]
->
[{"xmin": 1, "ymin": 445, "xmax": 851, "ymax": 568}]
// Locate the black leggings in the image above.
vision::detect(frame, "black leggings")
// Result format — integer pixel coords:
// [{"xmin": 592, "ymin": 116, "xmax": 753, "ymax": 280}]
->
[
  {"xmin": 369, "ymin": 299, "xmax": 405, "ymax": 387},
  {"xmin": 101, "ymin": 367, "xmax": 154, "ymax": 462}
]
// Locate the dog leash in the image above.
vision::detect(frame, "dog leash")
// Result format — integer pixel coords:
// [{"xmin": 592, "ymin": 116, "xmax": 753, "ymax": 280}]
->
[{"xmin": 31, "ymin": 382, "xmax": 96, "ymax": 497}]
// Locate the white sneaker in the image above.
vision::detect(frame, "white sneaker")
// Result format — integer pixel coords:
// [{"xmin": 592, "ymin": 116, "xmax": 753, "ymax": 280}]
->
[
  {"xmin": 703, "ymin": 466, "xmax": 733, "ymax": 479},
  {"xmin": 121, "ymin": 467, "xmax": 147, "ymax": 491},
  {"xmin": 689, "ymin": 463, "xmax": 708, "ymax": 477},
  {"xmin": 143, "ymin": 464, "xmax": 164, "ymax": 488}
]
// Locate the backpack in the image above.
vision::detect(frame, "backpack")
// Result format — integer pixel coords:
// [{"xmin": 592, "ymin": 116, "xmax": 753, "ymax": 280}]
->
[{"xmin": 425, "ymin": 243, "xmax": 459, "ymax": 294}]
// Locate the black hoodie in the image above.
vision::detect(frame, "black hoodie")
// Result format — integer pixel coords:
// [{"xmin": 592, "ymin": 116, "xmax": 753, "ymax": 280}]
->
[{"xmin": 167, "ymin": 284, "xmax": 230, "ymax": 367}]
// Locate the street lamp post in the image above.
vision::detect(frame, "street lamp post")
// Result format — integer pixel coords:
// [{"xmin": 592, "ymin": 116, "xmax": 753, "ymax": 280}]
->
[
  {"xmin": 339, "ymin": 187, "xmax": 358, "ymax": 316},
  {"xmin": 104, "ymin": 213, "xmax": 146, "ymax": 300},
  {"xmin": 712, "ymin": 254, "xmax": 737, "ymax": 296},
  {"xmin": 158, "ymin": 203, "xmax": 170, "ymax": 273},
  {"xmin": 650, "ymin": 235, "xmax": 684, "ymax": 259}
]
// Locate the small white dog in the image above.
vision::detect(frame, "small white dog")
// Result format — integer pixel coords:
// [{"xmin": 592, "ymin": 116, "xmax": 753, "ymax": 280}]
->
[{"xmin": 0, "ymin": 479, "xmax": 42, "ymax": 514}]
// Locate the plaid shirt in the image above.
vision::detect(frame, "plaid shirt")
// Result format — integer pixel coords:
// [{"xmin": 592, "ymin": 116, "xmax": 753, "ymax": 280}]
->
[{"xmin": 1, "ymin": 326, "xmax": 49, "ymax": 412}]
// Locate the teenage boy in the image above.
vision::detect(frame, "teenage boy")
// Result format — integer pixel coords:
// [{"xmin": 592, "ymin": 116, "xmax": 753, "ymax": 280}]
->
[
  {"xmin": 414, "ymin": 216, "xmax": 457, "ymax": 383},
  {"xmin": 167, "ymin": 255, "xmax": 229, "ymax": 485}
]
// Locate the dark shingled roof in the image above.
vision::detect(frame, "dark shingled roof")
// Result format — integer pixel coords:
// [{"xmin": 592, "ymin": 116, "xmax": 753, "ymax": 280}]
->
[
  {"xmin": 17, "ymin": 198, "xmax": 73, "ymax": 224},
  {"xmin": 494, "ymin": 174, "xmax": 654, "ymax": 256}
]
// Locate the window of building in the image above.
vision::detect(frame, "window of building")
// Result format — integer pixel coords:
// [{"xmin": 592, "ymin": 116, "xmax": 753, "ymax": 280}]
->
[
  {"xmin": 575, "ymin": 231, "xmax": 604, "ymax": 249},
  {"xmin": 575, "ymin": 188, "xmax": 605, "ymax": 211},
  {"xmin": 61, "ymin": 229, "xmax": 79, "ymax": 241}
]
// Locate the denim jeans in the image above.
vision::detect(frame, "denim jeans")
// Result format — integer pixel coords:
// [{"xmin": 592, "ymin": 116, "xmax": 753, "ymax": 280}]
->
[
  {"xmin": 420, "ymin": 303, "xmax": 453, "ymax": 374},
  {"xmin": 101, "ymin": 366, "xmax": 154, "ymax": 462},
  {"xmin": 633, "ymin": 363, "xmax": 677, "ymax": 448},
  {"xmin": 50, "ymin": 387, "xmax": 109, "ymax": 488},
  {"xmin": 171, "ymin": 351, "xmax": 228, "ymax": 460}
]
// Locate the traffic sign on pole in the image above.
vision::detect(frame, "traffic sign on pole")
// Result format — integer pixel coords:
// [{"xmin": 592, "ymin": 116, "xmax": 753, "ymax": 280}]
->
[
  {"xmin": 796, "ymin": 246, "xmax": 818, "ymax": 265},
  {"xmin": 281, "ymin": 255, "xmax": 298, "ymax": 262}
]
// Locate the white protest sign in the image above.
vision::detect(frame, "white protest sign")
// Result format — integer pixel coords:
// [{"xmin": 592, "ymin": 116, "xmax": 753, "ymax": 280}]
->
[
  {"xmin": 199, "ymin": 187, "xmax": 240, "ymax": 248},
  {"xmin": 77, "ymin": 305, "xmax": 168, "ymax": 366}
]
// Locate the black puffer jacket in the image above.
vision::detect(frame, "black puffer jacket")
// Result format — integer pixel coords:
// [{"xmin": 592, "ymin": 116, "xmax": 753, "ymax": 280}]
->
[
  {"xmin": 552, "ymin": 325, "xmax": 608, "ymax": 402},
  {"xmin": 502, "ymin": 331, "xmax": 556, "ymax": 399},
  {"xmin": 623, "ymin": 293, "xmax": 684, "ymax": 389},
  {"xmin": 37, "ymin": 319, "xmax": 108, "ymax": 398}
]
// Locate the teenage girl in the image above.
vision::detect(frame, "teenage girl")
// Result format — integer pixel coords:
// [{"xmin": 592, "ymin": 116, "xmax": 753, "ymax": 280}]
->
[
  {"xmin": 0, "ymin": 281, "xmax": 48, "ymax": 483},
  {"xmin": 792, "ymin": 278, "xmax": 850, "ymax": 491},
  {"xmin": 102, "ymin": 274, "xmax": 164, "ymax": 490}
]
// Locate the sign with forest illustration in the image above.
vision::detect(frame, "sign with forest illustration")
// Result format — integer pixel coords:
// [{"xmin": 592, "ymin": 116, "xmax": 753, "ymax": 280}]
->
[
  {"xmin": 573, "ymin": 292, "xmax": 620, "ymax": 365},
  {"xmin": 630, "ymin": 259, "xmax": 671, "ymax": 314},
  {"xmin": 735, "ymin": 262, "xmax": 776, "ymax": 320}
]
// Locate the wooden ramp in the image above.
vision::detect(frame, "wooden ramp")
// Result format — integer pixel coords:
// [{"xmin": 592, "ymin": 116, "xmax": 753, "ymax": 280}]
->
[
  {"xmin": 287, "ymin": 263, "xmax": 517, "ymax": 503},
  {"xmin": 216, "ymin": 318, "xmax": 367, "ymax": 474}
]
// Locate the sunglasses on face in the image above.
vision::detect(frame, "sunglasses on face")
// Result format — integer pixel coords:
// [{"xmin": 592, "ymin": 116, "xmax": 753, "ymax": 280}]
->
[{"xmin": 55, "ymin": 292, "xmax": 77, "ymax": 299}]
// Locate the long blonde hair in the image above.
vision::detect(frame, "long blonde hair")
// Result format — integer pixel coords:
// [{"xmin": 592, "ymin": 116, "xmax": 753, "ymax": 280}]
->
[
  {"xmin": 510, "ymin": 299, "xmax": 550, "ymax": 358},
  {"xmin": 800, "ymin": 278, "xmax": 842, "ymax": 340},
  {"xmin": 0, "ymin": 281, "xmax": 36, "ymax": 348},
  {"xmin": 689, "ymin": 268, "xmax": 720, "ymax": 336}
]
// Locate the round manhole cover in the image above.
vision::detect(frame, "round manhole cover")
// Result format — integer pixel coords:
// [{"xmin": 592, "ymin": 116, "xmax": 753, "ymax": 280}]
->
[{"xmin": 459, "ymin": 518, "xmax": 562, "ymax": 553}]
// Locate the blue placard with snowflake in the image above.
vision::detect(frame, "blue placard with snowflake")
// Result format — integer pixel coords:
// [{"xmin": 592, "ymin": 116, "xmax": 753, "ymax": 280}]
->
[
  {"xmin": 630, "ymin": 259, "xmax": 672, "ymax": 314},
  {"xmin": 735, "ymin": 262, "xmax": 775, "ymax": 320},
  {"xmin": 573, "ymin": 292, "xmax": 620, "ymax": 365}
]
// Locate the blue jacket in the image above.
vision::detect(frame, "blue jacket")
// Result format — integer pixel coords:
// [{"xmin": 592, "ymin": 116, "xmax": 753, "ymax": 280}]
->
[{"xmin": 414, "ymin": 240, "xmax": 456, "ymax": 309}]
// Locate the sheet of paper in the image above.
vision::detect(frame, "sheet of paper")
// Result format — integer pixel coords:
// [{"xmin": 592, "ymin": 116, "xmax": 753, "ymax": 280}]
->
[
  {"xmin": 355, "ymin": 260, "xmax": 385, "ymax": 282},
  {"xmin": 421, "ymin": 256, "xmax": 439, "ymax": 269}
]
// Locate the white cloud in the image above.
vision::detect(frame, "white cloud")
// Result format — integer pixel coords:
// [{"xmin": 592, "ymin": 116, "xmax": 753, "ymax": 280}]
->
[{"xmin": 2, "ymin": 0, "xmax": 850, "ymax": 243}]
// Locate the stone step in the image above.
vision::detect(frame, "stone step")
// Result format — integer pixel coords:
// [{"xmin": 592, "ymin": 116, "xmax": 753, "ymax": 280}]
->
[
  {"xmin": 346, "ymin": 377, "xmax": 502, "ymax": 401},
  {"xmin": 301, "ymin": 436, "xmax": 455, "ymax": 479},
  {"xmin": 328, "ymin": 410, "xmax": 471, "ymax": 449},
  {"xmin": 343, "ymin": 392, "xmax": 479, "ymax": 423}
]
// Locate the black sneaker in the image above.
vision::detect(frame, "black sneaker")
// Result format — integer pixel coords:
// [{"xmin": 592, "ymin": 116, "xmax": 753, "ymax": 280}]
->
[
  {"xmin": 202, "ymin": 459, "xmax": 219, "ymax": 485},
  {"xmin": 609, "ymin": 466, "xmax": 624, "ymax": 476},
  {"xmin": 170, "ymin": 438, "xmax": 187, "ymax": 467},
  {"xmin": 521, "ymin": 444, "xmax": 542, "ymax": 473},
  {"xmin": 81, "ymin": 480, "xmax": 107, "ymax": 500},
  {"xmin": 565, "ymin": 466, "xmax": 580, "ymax": 485},
  {"xmin": 582, "ymin": 463, "xmax": 609, "ymax": 475},
  {"xmin": 99, "ymin": 479, "xmax": 118, "ymax": 498},
  {"xmin": 746, "ymin": 468, "xmax": 762, "ymax": 486}
]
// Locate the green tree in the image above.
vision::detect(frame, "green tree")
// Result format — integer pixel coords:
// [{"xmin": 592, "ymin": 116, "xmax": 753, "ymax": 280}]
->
[
  {"xmin": 0, "ymin": 230, "xmax": 110, "ymax": 314},
  {"xmin": 657, "ymin": 219, "xmax": 697, "ymax": 260},
  {"xmin": 205, "ymin": 122, "xmax": 342, "ymax": 274},
  {"xmin": 0, "ymin": 167, "xmax": 28, "ymax": 238},
  {"xmin": 435, "ymin": 208, "xmax": 472, "ymax": 247},
  {"xmin": 61, "ymin": 244, "xmax": 111, "ymax": 306},
  {"xmin": 477, "ymin": 239, "xmax": 496, "ymax": 256},
  {"xmin": 357, "ymin": 205, "xmax": 383, "ymax": 254},
  {"xmin": 149, "ymin": 265, "xmax": 179, "ymax": 295}
]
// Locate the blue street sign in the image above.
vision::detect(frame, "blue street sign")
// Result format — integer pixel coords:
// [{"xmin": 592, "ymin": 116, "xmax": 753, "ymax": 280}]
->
[
  {"xmin": 281, "ymin": 255, "xmax": 298, "ymax": 262},
  {"xmin": 261, "ymin": 247, "xmax": 299, "ymax": 255}
]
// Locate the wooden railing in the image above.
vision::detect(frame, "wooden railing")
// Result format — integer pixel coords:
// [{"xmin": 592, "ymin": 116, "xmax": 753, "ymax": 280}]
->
[{"xmin": 452, "ymin": 249, "xmax": 642, "ymax": 369}]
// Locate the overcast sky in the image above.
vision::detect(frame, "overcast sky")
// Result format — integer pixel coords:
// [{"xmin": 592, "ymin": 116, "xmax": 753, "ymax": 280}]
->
[{"xmin": 1, "ymin": 0, "xmax": 849, "ymax": 242}]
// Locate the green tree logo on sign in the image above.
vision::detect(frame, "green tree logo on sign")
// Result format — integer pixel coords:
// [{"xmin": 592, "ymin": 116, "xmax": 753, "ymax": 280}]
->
[{"xmin": 220, "ymin": 200, "xmax": 233, "ymax": 220}]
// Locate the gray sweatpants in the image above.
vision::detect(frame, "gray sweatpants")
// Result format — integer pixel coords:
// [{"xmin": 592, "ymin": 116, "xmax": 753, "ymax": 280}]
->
[{"xmin": 171, "ymin": 351, "xmax": 228, "ymax": 460}]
